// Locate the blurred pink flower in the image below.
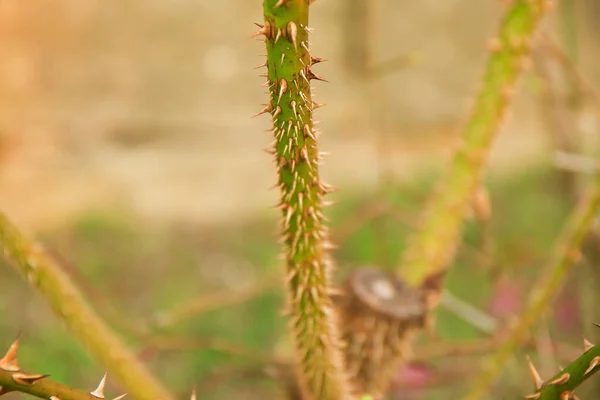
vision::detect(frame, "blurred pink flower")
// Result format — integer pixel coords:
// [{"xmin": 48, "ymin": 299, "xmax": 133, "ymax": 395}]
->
[
  {"xmin": 489, "ymin": 274, "xmax": 523, "ymax": 319},
  {"xmin": 389, "ymin": 362, "xmax": 433, "ymax": 400}
]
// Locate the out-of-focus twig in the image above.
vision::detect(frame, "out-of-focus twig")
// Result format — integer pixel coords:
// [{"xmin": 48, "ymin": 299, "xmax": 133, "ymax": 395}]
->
[
  {"xmin": 150, "ymin": 276, "xmax": 281, "ymax": 329},
  {"xmin": 540, "ymin": 33, "xmax": 600, "ymax": 111},
  {"xmin": 139, "ymin": 334, "xmax": 279, "ymax": 364},
  {"xmin": 463, "ymin": 172, "xmax": 600, "ymax": 400},
  {"xmin": 0, "ymin": 212, "xmax": 175, "ymax": 400},
  {"xmin": 440, "ymin": 291, "xmax": 499, "ymax": 334}
]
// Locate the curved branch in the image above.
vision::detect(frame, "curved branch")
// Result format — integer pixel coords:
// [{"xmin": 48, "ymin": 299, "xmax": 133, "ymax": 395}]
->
[
  {"xmin": 0, "ymin": 213, "xmax": 175, "ymax": 400},
  {"xmin": 463, "ymin": 173, "xmax": 600, "ymax": 400},
  {"xmin": 397, "ymin": 0, "xmax": 551, "ymax": 296}
]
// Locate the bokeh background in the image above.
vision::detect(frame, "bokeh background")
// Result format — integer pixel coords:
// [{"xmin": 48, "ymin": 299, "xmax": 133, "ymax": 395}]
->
[{"xmin": 1, "ymin": 1, "xmax": 600, "ymax": 399}]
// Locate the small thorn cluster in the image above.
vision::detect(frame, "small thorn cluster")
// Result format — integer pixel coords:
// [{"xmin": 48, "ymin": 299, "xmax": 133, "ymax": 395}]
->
[
  {"xmin": 524, "ymin": 332, "xmax": 600, "ymax": 400},
  {"xmin": 0, "ymin": 336, "xmax": 126, "ymax": 400}
]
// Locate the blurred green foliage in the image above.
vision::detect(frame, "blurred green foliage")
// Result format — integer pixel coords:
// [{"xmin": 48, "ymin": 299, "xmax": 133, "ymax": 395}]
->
[{"xmin": 0, "ymin": 163, "xmax": 581, "ymax": 399}]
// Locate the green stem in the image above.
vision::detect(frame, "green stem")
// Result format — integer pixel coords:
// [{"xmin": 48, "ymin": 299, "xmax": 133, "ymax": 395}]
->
[
  {"xmin": 0, "ymin": 368, "xmax": 98, "ymax": 400},
  {"xmin": 462, "ymin": 173, "xmax": 600, "ymax": 400},
  {"xmin": 531, "ymin": 344, "xmax": 600, "ymax": 400},
  {"xmin": 0, "ymin": 213, "xmax": 175, "ymax": 400},
  {"xmin": 397, "ymin": 0, "xmax": 549, "ymax": 290},
  {"xmin": 260, "ymin": 1, "xmax": 351, "ymax": 399}
]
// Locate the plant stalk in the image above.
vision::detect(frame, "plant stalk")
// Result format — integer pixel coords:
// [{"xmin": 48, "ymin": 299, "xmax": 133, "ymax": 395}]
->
[
  {"xmin": 260, "ymin": 0, "xmax": 352, "ymax": 399},
  {"xmin": 397, "ymin": 0, "xmax": 550, "ymax": 294},
  {"xmin": 462, "ymin": 173, "xmax": 600, "ymax": 400},
  {"xmin": 0, "ymin": 213, "xmax": 175, "ymax": 400}
]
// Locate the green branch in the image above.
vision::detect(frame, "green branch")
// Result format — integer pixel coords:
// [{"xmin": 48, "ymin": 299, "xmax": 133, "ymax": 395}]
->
[
  {"xmin": 0, "ymin": 369, "xmax": 95, "ymax": 400},
  {"xmin": 397, "ymin": 0, "xmax": 550, "ymax": 292},
  {"xmin": 258, "ymin": 0, "xmax": 352, "ymax": 398},
  {"xmin": 0, "ymin": 213, "xmax": 175, "ymax": 400},
  {"xmin": 524, "ymin": 341, "xmax": 600, "ymax": 400},
  {"xmin": 0, "ymin": 338, "xmax": 125, "ymax": 400},
  {"xmin": 462, "ymin": 173, "xmax": 600, "ymax": 400}
]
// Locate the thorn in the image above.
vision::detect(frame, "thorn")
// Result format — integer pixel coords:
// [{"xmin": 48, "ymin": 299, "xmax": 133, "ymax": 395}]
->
[
  {"xmin": 12, "ymin": 372, "xmax": 50, "ymax": 385},
  {"xmin": 50, "ymin": 397, "xmax": 61, "ymax": 400},
  {"xmin": 113, "ymin": 395, "xmax": 127, "ymax": 400},
  {"xmin": 299, "ymin": 69, "xmax": 309, "ymax": 84},
  {"xmin": 548, "ymin": 373, "xmax": 570, "ymax": 386},
  {"xmin": 583, "ymin": 335, "xmax": 594, "ymax": 352},
  {"xmin": 280, "ymin": 53, "xmax": 286, "ymax": 65},
  {"xmin": 306, "ymin": 67, "xmax": 328, "ymax": 82},
  {"xmin": 274, "ymin": 0, "xmax": 285, "ymax": 7},
  {"xmin": 287, "ymin": 21, "xmax": 298, "ymax": 51},
  {"xmin": 254, "ymin": 61, "xmax": 267, "ymax": 69},
  {"xmin": 312, "ymin": 101, "xmax": 325, "ymax": 109},
  {"xmin": 523, "ymin": 393, "xmax": 541, "ymax": 400},
  {"xmin": 277, "ymin": 78, "xmax": 288, "ymax": 105},
  {"xmin": 559, "ymin": 392, "xmax": 571, "ymax": 400},
  {"xmin": 0, "ymin": 334, "xmax": 20, "ymax": 372},
  {"xmin": 252, "ymin": 104, "xmax": 273, "ymax": 118},
  {"xmin": 301, "ymin": 147, "xmax": 309, "ymax": 163},
  {"xmin": 323, "ymin": 241, "xmax": 338, "ymax": 250},
  {"xmin": 526, "ymin": 355, "xmax": 544, "ymax": 390},
  {"xmin": 310, "ymin": 56, "xmax": 326, "ymax": 65},
  {"xmin": 272, "ymin": 106, "xmax": 282, "ymax": 119},
  {"xmin": 593, "ymin": 322, "xmax": 600, "ymax": 329},
  {"xmin": 291, "ymin": 101, "xmax": 298, "ymax": 119},
  {"xmin": 274, "ymin": 28, "xmax": 283, "ymax": 43},
  {"xmin": 190, "ymin": 387, "xmax": 197, "ymax": 400},
  {"xmin": 90, "ymin": 372, "xmax": 107, "ymax": 398},
  {"xmin": 250, "ymin": 21, "xmax": 272, "ymax": 39},
  {"xmin": 584, "ymin": 356, "xmax": 600, "ymax": 375},
  {"xmin": 303, "ymin": 124, "xmax": 317, "ymax": 141}
]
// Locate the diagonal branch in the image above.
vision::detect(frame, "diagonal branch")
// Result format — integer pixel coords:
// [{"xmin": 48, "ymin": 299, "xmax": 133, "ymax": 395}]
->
[
  {"xmin": 462, "ymin": 172, "xmax": 600, "ymax": 400},
  {"xmin": 0, "ymin": 336, "xmax": 126, "ymax": 400},
  {"xmin": 524, "ymin": 340, "xmax": 600, "ymax": 400},
  {"xmin": 397, "ymin": 0, "xmax": 551, "ymax": 298},
  {"xmin": 0, "ymin": 212, "xmax": 175, "ymax": 400}
]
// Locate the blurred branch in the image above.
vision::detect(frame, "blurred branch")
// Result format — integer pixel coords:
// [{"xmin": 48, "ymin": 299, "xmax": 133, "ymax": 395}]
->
[
  {"xmin": 463, "ymin": 172, "xmax": 600, "ymax": 400},
  {"xmin": 138, "ymin": 334, "xmax": 279, "ymax": 365},
  {"xmin": 397, "ymin": 0, "xmax": 550, "ymax": 293},
  {"xmin": 440, "ymin": 291, "xmax": 498, "ymax": 334},
  {"xmin": 532, "ymin": 44, "xmax": 579, "ymax": 198},
  {"xmin": 554, "ymin": 151, "xmax": 600, "ymax": 174},
  {"xmin": 366, "ymin": 53, "xmax": 421, "ymax": 81},
  {"xmin": 540, "ymin": 33, "xmax": 600, "ymax": 111},
  {"xmin": 150, "ymin": 276, "xmax": 280, "ymax": 329},
  {"xmin": 0, "ymin": 212, "xmax": 175, "ymax": 400}
]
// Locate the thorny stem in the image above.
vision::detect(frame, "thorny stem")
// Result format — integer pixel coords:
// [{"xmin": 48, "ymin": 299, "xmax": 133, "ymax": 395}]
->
[
  {"xmin": 462, "ymin": 173, "xmax": 600, "ymax": 400},
  {"xmin": 398, "ymin": 0, "xmax": 550, "ymax": 292},
  {"xmin": 259, "ymin": 0, "xmax": 351, "ymax": 399},
  {"xmin": 0, "ymin": 213, "xmax": 175, "ymax": 400},
  {"xmin": 0, "ymin": 368, "xmax": 92, "ymax": 400},
  {"xmin": 528, "ymin": 343, "xmax": 600, "ymax": 400}
]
